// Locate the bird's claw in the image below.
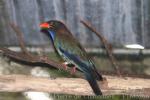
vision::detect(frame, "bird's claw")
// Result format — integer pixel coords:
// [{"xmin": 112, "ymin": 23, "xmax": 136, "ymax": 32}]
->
[
  {"xmin": 70, "ymin": 66, "xmax": 76, "ymax": 75},
  {"xmin": 62, "ymin": 62, "xmax": 68, "ymax": 70}
]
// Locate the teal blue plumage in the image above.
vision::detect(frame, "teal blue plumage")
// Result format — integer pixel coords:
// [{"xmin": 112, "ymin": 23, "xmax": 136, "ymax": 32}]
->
[{"xmin": 40, "ymin": 20, "xmax": 103, "ymax": 95}]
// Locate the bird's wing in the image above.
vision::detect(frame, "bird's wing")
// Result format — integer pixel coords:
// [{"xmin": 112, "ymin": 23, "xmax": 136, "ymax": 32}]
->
[{"xmin": 55, "ymin": 34, "xmax": 94, "ymax": 70}]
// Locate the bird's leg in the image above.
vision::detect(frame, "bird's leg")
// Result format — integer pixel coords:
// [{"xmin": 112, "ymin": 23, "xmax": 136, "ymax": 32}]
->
[
  {"xmin": 70, "ymin": 66, "xmax": 77, "ymax": 75},
  {"xmin": 62, "ymin": 62, "xmax": 68, "ymax": 70}
]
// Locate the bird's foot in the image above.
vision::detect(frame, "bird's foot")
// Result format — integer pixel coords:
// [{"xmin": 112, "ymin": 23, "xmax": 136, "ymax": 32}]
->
[
  {"xmin": 62, "ymin": 62, "xmax": 68, "ymax": 70},
  {"xmin": 70, "ymin": 66, "xmax": 76, "ymax": 75}
]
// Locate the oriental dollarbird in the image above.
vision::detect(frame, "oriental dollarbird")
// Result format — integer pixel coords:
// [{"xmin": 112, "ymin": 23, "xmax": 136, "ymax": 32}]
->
[{"xmin": 40, "ymin": 20, "xmax": 103, "ymax": 95}]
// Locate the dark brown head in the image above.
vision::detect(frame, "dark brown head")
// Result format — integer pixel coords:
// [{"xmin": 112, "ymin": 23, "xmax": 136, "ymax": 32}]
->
[
  {"xmin": 40, "ymin": 20, "xmax": 66, "ymax": 31},
  {"xmin": 40, "ymin": 20, "xmax": 70, "ymax": 41}
]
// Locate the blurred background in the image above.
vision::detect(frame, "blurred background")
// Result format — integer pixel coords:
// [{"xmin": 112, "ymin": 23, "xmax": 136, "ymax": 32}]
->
[
  {"xmin": 0, "ymin": 0, "xmax": 150, "ymax": 48},
  {"xmin": 0, "ymin": 0, "xmax": 150, "ymax": 100}
]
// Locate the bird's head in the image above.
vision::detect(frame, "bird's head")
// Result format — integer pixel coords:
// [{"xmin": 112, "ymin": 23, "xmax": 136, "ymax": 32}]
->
[
  {"xmin": 40, "ymin": 20, "xmax": 67, "ymax": 40},
  {"xmin": 40, "ymin": 20, "xmax": 66, "ymax": 31}
]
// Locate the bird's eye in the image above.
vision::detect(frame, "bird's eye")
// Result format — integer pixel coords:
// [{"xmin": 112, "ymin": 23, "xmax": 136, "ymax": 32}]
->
[
  {"xmin": 50, "ymin": 22, "xmax": 53, "ymax": 26},
  {"xmin": 48, "ymin": 22, "xmax": 54, "ymax": 28}
]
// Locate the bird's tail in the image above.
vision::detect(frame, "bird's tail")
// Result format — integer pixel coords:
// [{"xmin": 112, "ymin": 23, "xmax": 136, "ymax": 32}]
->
[
  {"xmin": 89, "ymin": 60, "xmax": 103, "ymax": 81},
  {"xmin": 94, "ymin": 70, "xmax": 103, "ymax": 81},
  {"xmin": 84, "ymin": 72, "xmax": 102, "ymax": 95}
]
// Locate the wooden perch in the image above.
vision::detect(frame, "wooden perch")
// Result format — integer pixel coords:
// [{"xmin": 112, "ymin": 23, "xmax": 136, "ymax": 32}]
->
[
  {"xmin": 80, "ymin": 20, "xmax": 121, "ymax": 76},
  {"xmin": 0, "ymin": 74, "xmax": 149, "ymax": 96}
]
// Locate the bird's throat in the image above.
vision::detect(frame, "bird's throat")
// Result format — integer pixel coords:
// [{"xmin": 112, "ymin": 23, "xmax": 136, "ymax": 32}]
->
[{"xmin": 47, "ymin": 30, "xmax": 55, "ymax": 41}]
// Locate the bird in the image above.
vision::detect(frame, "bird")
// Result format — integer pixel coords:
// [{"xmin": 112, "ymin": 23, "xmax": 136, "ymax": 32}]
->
[{"xmin": 39, "ymin": 20, "xmax": 103, "ymax": 95}]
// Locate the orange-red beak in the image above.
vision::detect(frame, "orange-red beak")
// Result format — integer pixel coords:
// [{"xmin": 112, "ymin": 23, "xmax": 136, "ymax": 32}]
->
[{"xmin": 40, "ymin": 22, "xmax": 49, "ymax": 28}]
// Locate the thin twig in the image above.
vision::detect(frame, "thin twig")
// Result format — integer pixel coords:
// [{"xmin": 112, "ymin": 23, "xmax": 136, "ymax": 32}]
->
[
  {"xmin": 9, "ymin": 23, "xmax": 29, "ymax": 55},
  {"xmin": 80, "ymin": 20, "xmax": 121, "ymax": 76}
]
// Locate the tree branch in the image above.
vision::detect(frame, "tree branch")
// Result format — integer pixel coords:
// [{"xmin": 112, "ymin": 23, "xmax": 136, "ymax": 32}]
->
[
  {"xmin": 80, "ymin": 20, "xmax": 121, "ymax": 76},
  {"xmin": 0, "ymin": 47, "xmax": 80, "ymax": 76},
  {"xmin": 0, "ymin": 74, "xmax": 149, "ymax": 96},
  {"xmin": 9, "ymin": 23, "xmax": 29, "ymax": 55}
]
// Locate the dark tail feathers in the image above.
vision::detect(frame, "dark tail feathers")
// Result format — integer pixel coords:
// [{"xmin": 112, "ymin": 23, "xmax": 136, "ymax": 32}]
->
[
  {"xmin": 94, "ymin": 70, "xmax": 103, "ymax": 81},
  {"xmin": 85, "ymin": 72, "xmax": 102, "ymax": 95},
  {"xmin": 90, "ymin": 61, "xmax": 103, "ymax": 81}
]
